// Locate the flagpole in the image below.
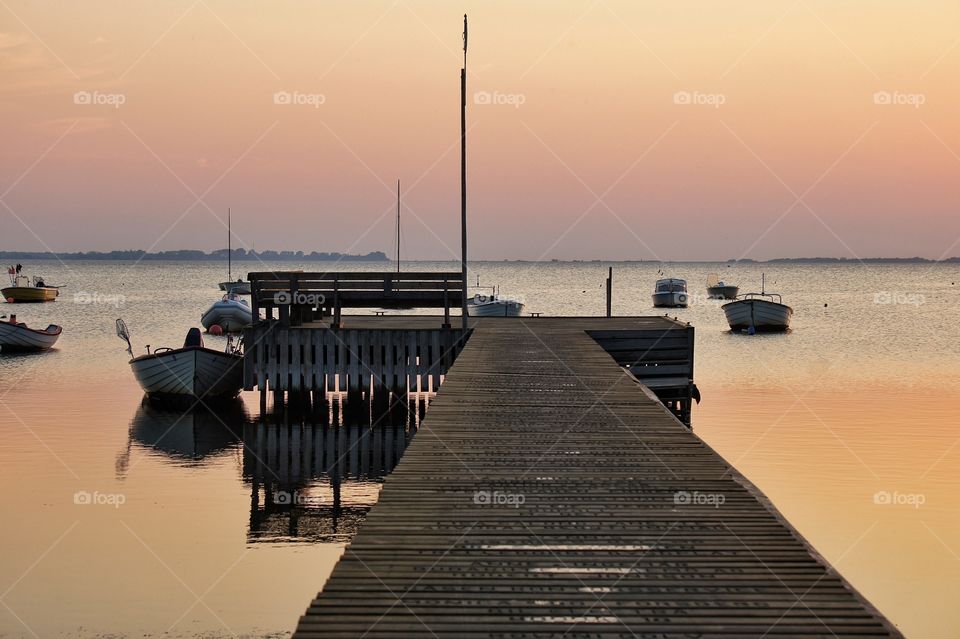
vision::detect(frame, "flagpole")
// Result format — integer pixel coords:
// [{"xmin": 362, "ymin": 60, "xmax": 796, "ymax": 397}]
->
[{"xmin": 460, "ymin": 13, "xmax": 468, "ymax": 331}]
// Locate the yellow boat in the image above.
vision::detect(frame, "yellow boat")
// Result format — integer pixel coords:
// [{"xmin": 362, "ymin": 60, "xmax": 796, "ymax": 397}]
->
[{"xmin": 3, "ymin": 271, "xmax": 59, "ymax": 302}]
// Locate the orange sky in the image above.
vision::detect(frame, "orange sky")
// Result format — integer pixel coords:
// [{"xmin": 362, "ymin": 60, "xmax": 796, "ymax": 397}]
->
[{"xmin": 2, "ymin": 1, "xmax": 960, "ymax": 260}]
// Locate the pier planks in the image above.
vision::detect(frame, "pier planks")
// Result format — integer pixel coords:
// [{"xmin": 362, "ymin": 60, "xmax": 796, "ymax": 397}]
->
[{"xmin": 293, "ymin": 318, "xmax": 901, "ymax": 638}]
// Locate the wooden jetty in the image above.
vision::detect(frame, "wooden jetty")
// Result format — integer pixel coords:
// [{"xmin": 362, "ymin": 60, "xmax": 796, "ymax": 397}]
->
[
  {"xmin": 289, "ymin": 319, "xmax": 901, "ymax": 638},
  {"xmin": 243, "ymin": 271, "xmax": 698, "ymax": 422}
]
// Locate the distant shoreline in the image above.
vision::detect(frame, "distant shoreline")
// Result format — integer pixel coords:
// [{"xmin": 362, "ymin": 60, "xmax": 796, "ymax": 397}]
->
[
  {"xmin": 0, "ymin": 250, "xmax": 389, "ymax": 262},
  {"xmin": 0, "ymin": 252, "xmax": 956, "ymax": 264}
]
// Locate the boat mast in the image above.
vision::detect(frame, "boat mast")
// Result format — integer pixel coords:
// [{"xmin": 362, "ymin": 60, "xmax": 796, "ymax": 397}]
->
[
  {"xmin": 460, "ymin": 14, "xmax": 468, "ymax": 330},
  {"xmin": 227, "ymin": 208, "xmax": 232, "ymax": 282},
  {"xmin": 396, "ymin": 179, "xmax": 401, "ymax": 273}
]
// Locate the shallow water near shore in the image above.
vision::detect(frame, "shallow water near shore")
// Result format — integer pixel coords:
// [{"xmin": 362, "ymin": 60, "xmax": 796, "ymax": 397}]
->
[{"xmin": 1, "ymin": 259, "xmax": 958, "ymax": 637}]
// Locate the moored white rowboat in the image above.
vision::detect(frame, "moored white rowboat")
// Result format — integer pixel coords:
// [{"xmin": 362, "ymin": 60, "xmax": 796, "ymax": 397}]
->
[
  {"xmin": 722, "ymin": 294, "xmax": 793, "ymax": 332},
  {"xmin": 0, "ymin": 316, "xmax": 62, "ymax": 352},
  {"xmin": 128, "ymin": 328, "xmax": 243, "ymax": 401}
]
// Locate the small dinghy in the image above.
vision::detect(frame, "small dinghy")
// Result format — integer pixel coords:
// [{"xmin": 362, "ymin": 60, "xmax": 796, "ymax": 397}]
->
[
  {"xmin": 0, "ymin": 314, "xmax": 62, "ymax": 352},
  {"xmin": 201, "ymin": 292, "xmax": 253, "ymax": 333},
  {"xmin": 722, "ymin": 275, "xmax": 793, "ymax": 332},
  {"xmin": 706, "ymin": 273, "xmax": 739, "ymax": 300},
  {"xmin": 117, "ymin": 320, "xmax": 243, "ymax": 402}
]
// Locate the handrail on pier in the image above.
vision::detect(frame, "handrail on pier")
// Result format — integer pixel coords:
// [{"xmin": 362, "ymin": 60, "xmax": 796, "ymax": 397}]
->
[{"xmin": 247, "ymin": 271, "xmax": 466, "ymax": 328}]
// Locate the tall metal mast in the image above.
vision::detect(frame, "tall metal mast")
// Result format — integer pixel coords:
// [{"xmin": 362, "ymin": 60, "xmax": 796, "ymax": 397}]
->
[
  {"xmin": 460, "ymin": 14, "xmax": 468, "ymax": 330},
  {"xmin": 397, "ymin": 179, "xmax": 401, "ymax": 273}
]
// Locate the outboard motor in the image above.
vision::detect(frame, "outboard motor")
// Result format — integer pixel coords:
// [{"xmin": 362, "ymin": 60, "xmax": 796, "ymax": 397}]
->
[{"xmin": 183, "ymin": 327, "xmax": 204, "ymax": 348}]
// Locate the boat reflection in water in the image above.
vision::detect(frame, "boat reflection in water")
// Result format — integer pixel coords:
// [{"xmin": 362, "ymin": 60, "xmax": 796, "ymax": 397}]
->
[
  {"xmin": 120, "ymin": 391, "xmax": 427, "ymax": 544},
  {"xmin": 243, "ymin": 393, "xmax": 426, "ymax": 544},
  {"xmin": 125, "ymin": 397, "xmax": 246, "ymax": 465}
]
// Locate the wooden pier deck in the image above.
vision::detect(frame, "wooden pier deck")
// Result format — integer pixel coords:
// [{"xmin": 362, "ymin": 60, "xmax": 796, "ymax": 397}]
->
[{"xmin": 292, "ymin": 318, "xmax": 900, "ymax": 638}]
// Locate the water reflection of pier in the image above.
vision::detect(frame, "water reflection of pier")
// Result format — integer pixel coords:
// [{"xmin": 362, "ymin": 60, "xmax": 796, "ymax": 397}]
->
[{"xmin": 243, "ymin": 393, "xmax": 427, "ymax": 543}]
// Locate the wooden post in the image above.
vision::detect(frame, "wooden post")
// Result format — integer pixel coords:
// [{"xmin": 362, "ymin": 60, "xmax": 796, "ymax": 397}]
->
[
  {"xmin": 606, "ymin": 267, "xmax": 612, "ymax": 317},
  {"xmin": 443, "ymin": 279, "xmax": 451, "ymax": 329},
  {"xmin": 333, "ymin": 276, "xmax": 341, "ymax": 328},
  {"xmin": 290, "ymin": 273, "xmax": 300, "ymax": 326},
  {"xmin": 250, "ymin": 274, "xmax": 259, "ymax": 324}
]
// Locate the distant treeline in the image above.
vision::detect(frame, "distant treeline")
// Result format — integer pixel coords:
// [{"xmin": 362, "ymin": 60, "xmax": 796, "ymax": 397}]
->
[
  {"xmin": 729, "ymin": 257, "xmax": 960, "ymax": 263},
  {"xmin": 0, "ymin": 249, "xmax": 389, "ymax": 262}
]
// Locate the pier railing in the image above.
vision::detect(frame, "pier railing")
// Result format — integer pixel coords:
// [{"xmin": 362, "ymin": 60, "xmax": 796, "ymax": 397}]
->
[
  {"xmin": 589, "ymin": 325, "xmax": 696, "ymax": 424},
  {"xmin": 248, "ymin": 271, "xmax": 466, "ymax": 327}
]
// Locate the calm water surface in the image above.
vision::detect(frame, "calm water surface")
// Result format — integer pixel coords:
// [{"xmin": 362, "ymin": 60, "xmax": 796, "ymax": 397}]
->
[{"xmin": 1, "ymin": 260, "xmax": 958, "ymax": 637}]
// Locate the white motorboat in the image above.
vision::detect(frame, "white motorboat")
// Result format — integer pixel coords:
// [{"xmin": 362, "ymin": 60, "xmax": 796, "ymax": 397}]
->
[
  {"xmin": 466, "ymin": 277, "xmax": 525, "ymax": 317},
  {"xmin": 722, "ymin": 276, "xmax": 793, "ymax": 332},
  {"xmin": 201, "ymin": 292, "xmax": 253, "ymax": 333},
  {"xmin": 652, "ymin": 278, "xmax": 688, "ymax": 308},
  {"xmin": 467, "ymin": 293, "xmax": 525, "ymax": 317},
  {"xmin": 119, "ymin": 322, "xmax": 243, "ymax": 401},
  {"xmin": 706, "ymin": 273, "xmax": 739, "ymax": 300},
  {"xmin": 0, "ymin": 314, "xmax": 61, "ymax": 352}
]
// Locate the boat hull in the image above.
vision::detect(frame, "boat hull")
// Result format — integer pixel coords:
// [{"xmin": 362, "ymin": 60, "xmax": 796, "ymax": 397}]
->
[
  {"xmin": 2, "ymin": 287, "xmax": 58, "ymax": 302},
  {"xmin": 722, "ymin": 299, "xmax": 793, "ymax": 331},
  {"xmin": 201, "ymin": 300, "xmax": 252, "ymax": 332},
  {"xmin": 707, "ymin": 285, "xmax": 739, "ymax": 300},
  {"xmin": 467, "ymin": 300, "xmax": 525, "ymax": 317},
  {"xmin": 130, "ymin": 347, "xmax": 243, "ymax": 400},
  {"xmin": 652, "ymin": 291, "xmax": 688, "ymax": 308},
  {"xmin": 0, "ymin": 322, "xmax": 61, "ymax": 352}
]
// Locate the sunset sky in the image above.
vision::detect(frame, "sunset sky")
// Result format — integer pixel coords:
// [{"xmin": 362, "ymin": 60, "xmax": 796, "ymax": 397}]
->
[{"xmin": 2, "ymin": 0, "xmax": 960, "ymax": 260}]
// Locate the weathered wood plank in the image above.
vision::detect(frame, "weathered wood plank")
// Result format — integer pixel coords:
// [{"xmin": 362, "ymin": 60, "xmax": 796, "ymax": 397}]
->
[{"xmin": 290, "ymin": 318, "xmax": 899, "ymax": 639}]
